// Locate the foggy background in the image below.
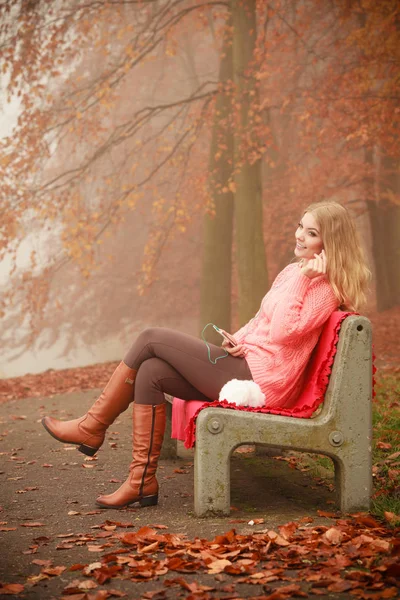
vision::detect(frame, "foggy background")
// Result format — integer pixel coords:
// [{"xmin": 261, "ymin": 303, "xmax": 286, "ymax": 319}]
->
[{"xmin": 0, "ymin": 0, "xmax": 398, "ymax": 378}]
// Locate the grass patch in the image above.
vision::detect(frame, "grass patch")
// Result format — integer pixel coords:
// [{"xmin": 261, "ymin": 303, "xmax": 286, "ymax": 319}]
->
[
  {"xmin": 311, "ymin": 455, "xmax": 334, "ymax": 474},
  {"xmin": 371, "ymin": 374, "xmax": 400, "ymax": 524}
]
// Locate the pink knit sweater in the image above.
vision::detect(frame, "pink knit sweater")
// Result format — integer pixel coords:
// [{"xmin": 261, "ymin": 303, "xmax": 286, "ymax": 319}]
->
[{"xmin": 233, "ymin": 263, "xmax": 339, "ymax": 408}]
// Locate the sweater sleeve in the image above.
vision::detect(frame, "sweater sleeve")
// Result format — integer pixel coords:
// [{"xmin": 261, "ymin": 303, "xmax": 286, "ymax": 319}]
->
[{"xmin": 269, "ymin": 273, "xmax": 338, "ymax": 344}]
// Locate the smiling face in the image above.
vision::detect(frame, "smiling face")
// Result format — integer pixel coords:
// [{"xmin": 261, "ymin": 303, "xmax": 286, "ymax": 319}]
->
[{"xmin": 294, "ymin": 212, "xmax": 324, "ymax": 260}]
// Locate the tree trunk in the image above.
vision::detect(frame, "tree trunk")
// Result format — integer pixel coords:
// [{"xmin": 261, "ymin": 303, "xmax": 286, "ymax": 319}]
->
[
  {"xmin": 200, "ymin": 13, "xmax": 234, "ymax": 343},
  {"xmin": 232, "ymin": 0, "xmax": 268, "ymax": 326},
  {"xmin": 367, "ymin": 150, "xmax": 400, "ymax": 312}
]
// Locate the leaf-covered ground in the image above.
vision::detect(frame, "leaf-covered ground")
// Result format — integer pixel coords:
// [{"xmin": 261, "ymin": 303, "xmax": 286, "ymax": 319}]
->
[
  {"xmin": 0, "ymin": 386, "xmax": 399, "ymax": 600},
  {"xmin": 1, "ymin": 517, "xmax": 399, "ymax": 599}
]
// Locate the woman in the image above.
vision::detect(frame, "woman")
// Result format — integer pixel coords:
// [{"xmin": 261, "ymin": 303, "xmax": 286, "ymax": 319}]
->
[{"xmin": 42, "ymin": 201, "xmax": 370, "ymax": 509}]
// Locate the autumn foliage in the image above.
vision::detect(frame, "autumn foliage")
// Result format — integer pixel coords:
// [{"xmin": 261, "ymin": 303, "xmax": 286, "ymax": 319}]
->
[
  {"xmin": 0, "ymin": 0, "xmax": 399, "ymax": 352},
  {"xmin": 0, "ymin": 515, "xmax": 399, "ymax": 598}
]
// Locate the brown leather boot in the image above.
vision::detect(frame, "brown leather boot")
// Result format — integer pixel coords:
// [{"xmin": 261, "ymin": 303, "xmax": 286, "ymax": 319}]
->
[
  {"xmin": 41, "ymin": 362, "xmax": 137, "ymax": 456},
  {"xmin": 96, "ymin": 403, "xmax": 166, "ymax": 509}
]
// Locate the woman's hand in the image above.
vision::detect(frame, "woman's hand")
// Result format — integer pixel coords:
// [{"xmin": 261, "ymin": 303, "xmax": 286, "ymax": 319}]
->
[
  {"xmin": 222, "ymin": 339, "xmax": 246, "ymax": 357},
  {"xmin": 300, "ymin": 249, "xmax": 327, "ymax": 279}
]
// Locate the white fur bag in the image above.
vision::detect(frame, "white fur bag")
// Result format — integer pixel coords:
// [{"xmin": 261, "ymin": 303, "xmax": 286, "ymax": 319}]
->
[{"xmin": 218, "ymin": 379, "xmax": 266, "ymax": 408}]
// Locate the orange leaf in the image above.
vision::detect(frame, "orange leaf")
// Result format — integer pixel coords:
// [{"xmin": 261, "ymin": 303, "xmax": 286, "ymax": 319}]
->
[
  {"xmin": 42, "ymin": 566, "xmax": 66, "ymax": 576},
  {"xmin": 207, "ymin": 559, "xmax": 232, "ymax": 574},
  {"xmin": 267, "ymin": 530, "xmax": 290, "ymax": 546},
  {"xmin": 0, "ymin": 583, "xmax": 25, "ymax": 595},
  {"xmin": 384, "ymin": 511, "xmax": 400, "ymax": 524},
  {"xmin": 279, "ymin": 521, "xmax": 298, "ymax": 540},
  {"xmin": 376, "ymin": 441, "xmax": 392, "ymax": 450},
  {"xmin": 317, "ymin": 510, "xmax": 337, "ymax": 518}
]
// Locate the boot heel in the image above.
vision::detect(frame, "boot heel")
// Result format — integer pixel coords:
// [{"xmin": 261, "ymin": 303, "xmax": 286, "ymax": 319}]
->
[
  {"xmin": 139, "ymin": 494, "xmax": 158, "ymax": 507},
  {"xmin": 78, "ymin": 444, "xmax": 98, "ymax": 457}
]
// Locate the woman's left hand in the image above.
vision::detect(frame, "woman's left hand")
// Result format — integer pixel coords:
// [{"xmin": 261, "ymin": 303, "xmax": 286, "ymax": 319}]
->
[
  {"xmin": 300, "ymin": 249, "xmax": 327, "ymax": 279},
  {"xmin": 222, "ymin": 339, "xmax": 246, "ymax": 357}
]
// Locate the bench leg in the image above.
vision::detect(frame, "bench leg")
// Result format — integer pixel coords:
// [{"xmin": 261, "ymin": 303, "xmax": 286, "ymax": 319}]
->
[
  {"xmin": 194, "ymin": 433, "xmax": 231, "ymax": 516},
  {"xmin": 333, "ymin": 454, "xmax": 372, "ymax": 513}
]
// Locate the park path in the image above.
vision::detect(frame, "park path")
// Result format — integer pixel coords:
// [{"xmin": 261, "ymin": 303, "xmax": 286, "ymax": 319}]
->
[{"xmin": 0, "ymin": 391, "xmax": 394, "ymax": 599}]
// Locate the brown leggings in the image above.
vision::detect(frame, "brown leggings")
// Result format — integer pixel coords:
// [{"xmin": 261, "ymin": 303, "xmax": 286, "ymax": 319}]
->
[{"xmin": 123, "ymin": 327, "xmax": 253, "ymax": 405}]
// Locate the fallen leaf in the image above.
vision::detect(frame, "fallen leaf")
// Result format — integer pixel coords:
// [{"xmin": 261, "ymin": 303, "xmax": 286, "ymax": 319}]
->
[
  {"xmin": 63, "ymin": 579, "xmax": 98, "ymax": 592},
  {"xmin": 139, "ymin": 541, "xmax": 159, "ymax": 554},
  {"xmin": 352, "ymin": 514, "xmax": 382, "ymax": 528},
  {"xmin": 317, "ymin": 510, "xmax": 337, "ymax": 518},
  {"xmin": 376, "ymin": 441, "xmax": 392, "ymax": 450},
  {"xmin": 207, "ymin": 559, "xmax": 232, "ymax": 574},
  {"xmin": 384, "ymin": 511, "xmax": 399, "ymax": 523},
  {"xmin": 42, "ymin": 566, "xmax": 67, "ymax": 576},
  {"xmin": 328, "ymin": 579, "xmax": 358, "ymax": 592},
  {"xmin": 267, "ymin": 530, "xmax": 290, "ymax": 546},
  {"xmin": 69, "ymin": 564, "xmax": 86, "ymax": 571},
  {"xmin": 387, "ymin": 451, "xmax": 400, "ymax": 460},
  {"xmin": 370, "ymin": 539, "xmax": 391, "ymax": 553},
  {"xmin": 31, "ymin": 559, "xmax": 53, "ymax": 567},
  {"xmin": 87, "ymin": 545, "xmax": 105, "ymax": 552},
  {"xmin": 324, "ymin": 527, "xmax": 344, "ymax": 545},
  {"xmin": 26, "ymin": 573, "xmax": 49, "ymax": 585},
  {"xmin": 278, "ymin": 583, "xmax": 308, "ymax": 597},
  {"xmin": 279, "ymin": 521, "xmax": 298, "ymax": 540},
  {"xmin": 83, "ymin": 562, "xmax": 103, "ymax": 574},
  {"xmin": 22, "ymin": 545, "xmax": 38, "ymax": 554},
  {"xmin": 0, "ymin": 583, "xmax": 25, "ymax": 594}
]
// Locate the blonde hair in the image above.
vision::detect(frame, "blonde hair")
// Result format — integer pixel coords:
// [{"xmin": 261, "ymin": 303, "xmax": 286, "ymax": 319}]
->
[{"xmin": 303, "ymin": 201, "xmax": 371, "ymax": 311}]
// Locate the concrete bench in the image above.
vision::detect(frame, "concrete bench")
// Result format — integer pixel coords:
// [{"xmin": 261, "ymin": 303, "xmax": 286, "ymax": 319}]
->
[{"xmin": 162, "ymin": 315, "xmax": 373, "ymax": 517}]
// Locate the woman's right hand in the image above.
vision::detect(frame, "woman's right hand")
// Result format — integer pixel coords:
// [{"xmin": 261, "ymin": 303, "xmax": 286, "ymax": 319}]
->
[
  {"xmin": 222, "ymin": 339, "xmax": 246, "ymax": 357},
  {"xmin": 300, "ymin": 249, "xmax": 327, "ymax": 279}
]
